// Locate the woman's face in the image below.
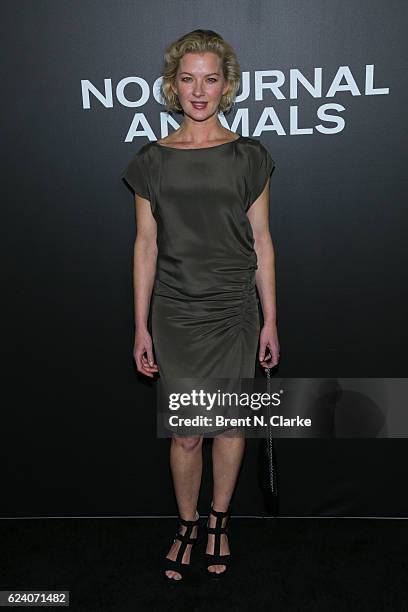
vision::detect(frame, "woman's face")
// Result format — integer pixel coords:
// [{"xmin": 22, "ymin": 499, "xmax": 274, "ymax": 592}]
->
[{"xmin": 172, "ymin": 52, "xmax": 229, "ymax": 120}]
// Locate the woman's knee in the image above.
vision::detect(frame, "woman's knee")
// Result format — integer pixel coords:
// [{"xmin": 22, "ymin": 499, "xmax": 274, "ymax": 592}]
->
[{"xmin": 172, "ymin": 434, "xmax": 203, "ymax": 451}]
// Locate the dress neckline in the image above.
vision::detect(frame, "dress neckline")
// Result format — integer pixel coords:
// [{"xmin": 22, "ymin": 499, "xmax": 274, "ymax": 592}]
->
[{"xmin": 152, "ymin": 134, "xmax": 243, "ymax": 151}]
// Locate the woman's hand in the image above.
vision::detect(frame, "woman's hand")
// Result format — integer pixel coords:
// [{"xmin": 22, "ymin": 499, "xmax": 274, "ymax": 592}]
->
[
  {"xmin": 259, "ymin": 322, "xmax": 280, "ymax": 371},
  {"xmin": 134, "ymin": 327, "xmax": 159, "ymax": 378}
]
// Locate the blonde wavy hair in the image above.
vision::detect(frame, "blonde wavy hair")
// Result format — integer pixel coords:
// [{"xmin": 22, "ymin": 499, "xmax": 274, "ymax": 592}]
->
[{"xmin": 161, "ymin": 29, "xmax": 241, "ymax": 115}]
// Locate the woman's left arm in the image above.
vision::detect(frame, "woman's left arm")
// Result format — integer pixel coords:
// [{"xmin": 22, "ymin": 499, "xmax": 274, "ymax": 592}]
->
[{"xmin": 247, "ymin": 178, "xmax": 280, "ymax": 370}]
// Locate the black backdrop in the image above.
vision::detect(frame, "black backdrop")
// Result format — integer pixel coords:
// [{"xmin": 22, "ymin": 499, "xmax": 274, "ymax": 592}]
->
[{"xmin": 2, "ymin": 0, "xmax": 407, "ymax": 517}]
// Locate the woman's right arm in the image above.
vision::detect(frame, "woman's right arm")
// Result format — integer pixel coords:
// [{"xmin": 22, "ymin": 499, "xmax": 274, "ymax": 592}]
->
[{"xmin": 132, "ymin": 193, "xmax": 159, "ymax": 378}]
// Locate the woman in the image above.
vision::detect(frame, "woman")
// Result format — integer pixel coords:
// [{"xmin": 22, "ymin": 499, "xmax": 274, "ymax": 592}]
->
[{"xmin": 122, "ymin": 29, "xmax": 279, "ymax": 583}]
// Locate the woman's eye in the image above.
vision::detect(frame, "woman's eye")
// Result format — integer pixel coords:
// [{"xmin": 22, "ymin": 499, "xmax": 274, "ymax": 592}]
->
[{"xmin": 180, "ymin": 77, "xmax": 218, "ymax": 83}]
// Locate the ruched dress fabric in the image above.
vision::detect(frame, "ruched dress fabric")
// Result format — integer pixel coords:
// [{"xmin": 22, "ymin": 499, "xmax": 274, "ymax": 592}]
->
[{"xmin": 122, "ymin": 134, "xmax": 275, "ymax": 434}]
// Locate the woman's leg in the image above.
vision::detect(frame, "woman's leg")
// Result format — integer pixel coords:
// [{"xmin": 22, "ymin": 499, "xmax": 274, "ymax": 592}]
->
[
  {"xmin": 207, "ymin": 430, "xmax": 245, "ymax": 574},
  {"xmin": 165, "ymin": 433, "xmax": 203, "ymax": 580}
]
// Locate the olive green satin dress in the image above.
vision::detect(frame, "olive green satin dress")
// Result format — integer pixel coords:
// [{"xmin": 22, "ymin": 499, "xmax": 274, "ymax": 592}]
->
[{"xmin": 122, "ymin": 134, "xmax": 275, "ymax": 432}]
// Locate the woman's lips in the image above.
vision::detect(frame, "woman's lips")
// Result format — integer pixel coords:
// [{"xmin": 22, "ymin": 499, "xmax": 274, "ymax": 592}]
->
[{"xmin": 191, "ymin": 102, "xmax": 208, "ymax": 109}]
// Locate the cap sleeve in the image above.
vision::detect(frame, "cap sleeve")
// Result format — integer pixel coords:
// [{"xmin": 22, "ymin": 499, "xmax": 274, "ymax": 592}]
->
[
  {"xmin": 247, "ymin": 143, "xmax": 275, "ymax": 211},
  {"xmin": 121, "ymin": 152, "xmax": 156, "ymax": 215}
]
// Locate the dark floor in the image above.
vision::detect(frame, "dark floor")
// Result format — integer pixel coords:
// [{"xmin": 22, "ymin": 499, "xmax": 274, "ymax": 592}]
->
[{"xmin": 0, "ymin": 516, "xmax": 407, "ymax": 611}]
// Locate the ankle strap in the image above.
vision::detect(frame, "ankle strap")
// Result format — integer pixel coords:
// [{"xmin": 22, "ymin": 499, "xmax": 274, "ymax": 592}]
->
[
  {"xmin": 178, "ymin": 510, "xmax": 199, "ymax": 526},
  {"xmin": 210, "ymin": 503, "xmax": 230, "ymax": 518}
]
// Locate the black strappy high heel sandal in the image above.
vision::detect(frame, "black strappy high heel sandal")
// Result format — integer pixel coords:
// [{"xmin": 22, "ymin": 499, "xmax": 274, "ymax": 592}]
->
[
  {"xmin": 163, "ymin": 510, "xmax": 200, "ymax": 584},
  {"xmin": 204, "ymin": 503, "xmax": 231, "ymax": 579}
]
